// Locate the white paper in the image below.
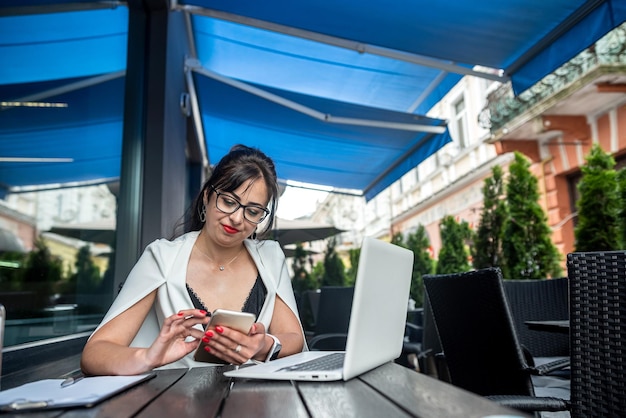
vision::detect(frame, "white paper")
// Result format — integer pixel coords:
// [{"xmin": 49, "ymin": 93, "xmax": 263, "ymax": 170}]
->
[{"xmin": 0, "ymin": 374, "xmax": 152, "ymax": 410}]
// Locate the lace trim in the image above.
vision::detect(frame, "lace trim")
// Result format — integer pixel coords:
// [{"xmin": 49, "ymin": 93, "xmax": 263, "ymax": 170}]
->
[
  {"xmin": 241, "ymin": 276, "xmax": 260, "ymax": 311},
  {"xmin": 186, "ymin": 283, "xmax": 209, "ymax": 312},
  {"xmin": 186, "ymin": 275, "xmax": 266, "ymax": 314}
]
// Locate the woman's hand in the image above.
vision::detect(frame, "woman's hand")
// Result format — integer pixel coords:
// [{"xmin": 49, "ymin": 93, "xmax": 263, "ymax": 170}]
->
[
  {"xmin": 201, "ymin": 322, "xmax": 268, "ymax": 364},
  {"xmin": 142, "ymin": 309, "xmax": 210, "ymax": 369}
]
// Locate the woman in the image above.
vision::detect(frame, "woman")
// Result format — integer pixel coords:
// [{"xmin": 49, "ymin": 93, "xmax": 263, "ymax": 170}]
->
[{"xmin": 81, "ymin": 145, "xmax": 306, "ymax": 375}]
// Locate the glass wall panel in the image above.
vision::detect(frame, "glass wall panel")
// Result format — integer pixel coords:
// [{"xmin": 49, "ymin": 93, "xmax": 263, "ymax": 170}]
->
[
  {"xmin": 0, "ymin": 6, "xmax": 127, "ymax": 347},
  {"xmin": 0, "ymin": 186, "xmax": 117, "ymax": 346}
]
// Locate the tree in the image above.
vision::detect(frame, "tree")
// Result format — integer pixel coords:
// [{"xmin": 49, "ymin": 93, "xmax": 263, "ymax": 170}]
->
[
  {"xmin": 321, "ymin": 237, "xmax": 346, "ymax": 287},
  {"xmin": 574, "ymin": 144, "xmax": 620, "ymax": 251},
  {"xmin": 472, "ymin": 164, "xmax": 508, "ymax": 269},
  {"xmin": 62, "ymin": 245, "xmax": 101, "ymax": 295},
  {"xmin": 436, "ymin": 215, "xmax": 472, "ymax": 274},
  {"xmin": 391, "ymin": 233, "xmax": 404, "ymax": 247},
  {"xmin": 0, "ymin": 251, "xmax": 27, "ymax": 291},
  {"xmin": 20, "ymin": 238, "xmax": 64, "ymax": 311},
  {"xmin": 310, "ymin": 261, "xmax": 325, "ymax": 287},
  {"xmin": 402, "ymin": 226, "xmax": 434, "ymax": 307},
  {"xmin": 290, "ymin": 243, "xmax": 317, "ymax": 294},
  {"xmin": 502, "ymin": 152, "xmax": 561, "ymax": 280},
  {"xmin": 345, "ymin": 247, "xmax": 360, "ymax": 287}
]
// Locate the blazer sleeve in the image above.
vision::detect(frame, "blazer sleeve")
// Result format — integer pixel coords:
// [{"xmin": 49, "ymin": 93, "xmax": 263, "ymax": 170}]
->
[{"xmin": 89, "ymin": 237, "xmax": 186, "ymax": 348}]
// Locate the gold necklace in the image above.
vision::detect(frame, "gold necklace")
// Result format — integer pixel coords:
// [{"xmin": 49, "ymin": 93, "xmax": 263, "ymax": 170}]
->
[{"xmin": 196, "ymin": 246, "xmax": 243, "ymax": 271}]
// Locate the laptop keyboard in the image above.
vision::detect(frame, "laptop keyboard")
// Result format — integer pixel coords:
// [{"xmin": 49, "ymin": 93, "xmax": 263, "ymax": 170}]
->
[{"xmin": 278, "ymin": 352, "xmax": 345, "ymax": 372}]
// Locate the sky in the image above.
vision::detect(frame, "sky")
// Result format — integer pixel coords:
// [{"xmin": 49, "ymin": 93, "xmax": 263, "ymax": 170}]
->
[{"xmin": 276, "ymin": 186, "xmax": 328, "ymax": 220}]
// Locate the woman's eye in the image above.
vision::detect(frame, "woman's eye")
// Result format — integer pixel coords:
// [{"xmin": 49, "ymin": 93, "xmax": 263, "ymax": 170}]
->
[
  {"xmin": 246, "ymin": 208, "xmax": 261, "ymax": 217},
  {"xmin": 222, "ymin": 196, "xmax": 237, "ymax": 207}
]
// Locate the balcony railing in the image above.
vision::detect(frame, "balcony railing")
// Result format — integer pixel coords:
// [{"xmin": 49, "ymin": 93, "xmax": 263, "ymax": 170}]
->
[{"xmin": 480, "ymin": 23, "xmax": 626, "ymax": 133}]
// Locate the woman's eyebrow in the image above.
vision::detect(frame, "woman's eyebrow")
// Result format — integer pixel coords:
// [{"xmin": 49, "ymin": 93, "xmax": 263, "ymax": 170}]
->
[{"xmin": 227, "ymin": 191, "xmax": 265, "ymax": 207}]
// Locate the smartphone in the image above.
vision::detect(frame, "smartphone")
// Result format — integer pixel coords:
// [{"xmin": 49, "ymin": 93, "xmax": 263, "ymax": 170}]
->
[{"xmin": 193, "ymin": 309, "xmax": 256, "ymax": 363}]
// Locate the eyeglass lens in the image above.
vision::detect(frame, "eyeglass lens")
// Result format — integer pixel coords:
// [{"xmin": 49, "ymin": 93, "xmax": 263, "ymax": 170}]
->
[{"xmin": 215, "ymin": 194, "xmax": 267, "ymax": 223}]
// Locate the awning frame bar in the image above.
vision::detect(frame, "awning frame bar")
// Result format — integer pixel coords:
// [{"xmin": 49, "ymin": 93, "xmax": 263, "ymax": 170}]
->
[
  {"xmin": 187, "ymin": 59, "xmax": 447, "ymax": 134},
  {"xmin": 175, "ymin": 4, "xmax": 508, "ymax": 84}
]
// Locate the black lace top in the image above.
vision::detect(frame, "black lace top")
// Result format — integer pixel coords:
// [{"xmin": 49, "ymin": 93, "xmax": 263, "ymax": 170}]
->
[{"xmin": 186, "ymin": 274, "xmax": 267, "ymax": 317}]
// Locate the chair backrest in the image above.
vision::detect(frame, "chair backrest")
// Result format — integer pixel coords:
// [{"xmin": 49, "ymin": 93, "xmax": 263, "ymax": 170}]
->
[
  {"xmin": 308, "ymin": 286, "xmax": 354, "ymax": 350},
  {"xmin": 419, "ymin": 291, "xmax": 444, "ymax": 376},
  {"xmin": 297, "ymin": 289, "xmax": 321, "ymax": 334},
  {"xmin": 420, "ymin": 293, "xmax": 440, "ymax": 353},
  {"xmin": 313, "ymin": 286, "xmax": 354, "ymax": 335},
  {"xmin": 423, "ymin": 268, "xmax": 535, "ymax": 397},
  {"xmin": 503, "ymin": 277, "xmax": 570, "ymax": 357},
  {"xmin": 567, "ymin": 251, "xmax": 626, "ymax": 418},
  {"xmin": 307, "ymin": 290, "xmax": 321, "ymax": 326}
]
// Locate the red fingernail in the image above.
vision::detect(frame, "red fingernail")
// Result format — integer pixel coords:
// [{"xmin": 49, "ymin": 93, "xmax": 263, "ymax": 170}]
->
[
  {"xmin": 199, "ymin": 310, "xmax": 207, "ymax": 315},
  {"xmin": 202, "ymin": 336, "xmax": 210, "ymax": 343},
  {"xmin": 205, "ymin": 330, "xmax": 213, "ymax": 337},
  {"xmin": 215, "ymin": 326, "xmax": 224, "ymax": 334},
  {"xmin": 204, "ymin": 346, "xmax": 211, "ymax": 352},
  {"xmin": 177, "ymin": 312, "xmax": 184, "ymax": 316}
]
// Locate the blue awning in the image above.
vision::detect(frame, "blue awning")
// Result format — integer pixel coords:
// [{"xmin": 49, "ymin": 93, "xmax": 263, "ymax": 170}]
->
[
  {"xmin": 194, "ymin": 74, "xmax": 451, "ymax": 200},
  {"xmin": 1, "ymin": 0, "xmax": 624, "ymax": 199},
  {"xmin": 183, "ymin": 0, "xmax": 626, "ymax": 96}
]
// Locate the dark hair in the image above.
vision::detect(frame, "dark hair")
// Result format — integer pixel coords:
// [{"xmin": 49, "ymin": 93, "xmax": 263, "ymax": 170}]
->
[{"xmin": 181, "ymin": 144, "xmax": 278, "ymax": 238}]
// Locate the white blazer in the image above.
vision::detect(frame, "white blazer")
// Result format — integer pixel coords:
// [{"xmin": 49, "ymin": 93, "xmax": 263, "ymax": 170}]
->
[{"xmin": 91, "ymin": 230, "xmax": 307, "ymax": 369}]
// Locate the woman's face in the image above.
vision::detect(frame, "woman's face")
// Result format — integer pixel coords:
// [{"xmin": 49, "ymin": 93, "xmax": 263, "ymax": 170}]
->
[{"xmin": 203, "ymin": 179, "xmax": 269, "ymax": 247}]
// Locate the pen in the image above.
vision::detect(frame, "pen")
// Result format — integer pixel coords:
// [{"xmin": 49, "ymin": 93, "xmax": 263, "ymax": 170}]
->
[
  {"xmin": 3, "ymin": 400, "xmax": 50, "ymax": 411},
  {"xmin": 60, "ymin": 371, "xmax": 85, "ymax": 388}
]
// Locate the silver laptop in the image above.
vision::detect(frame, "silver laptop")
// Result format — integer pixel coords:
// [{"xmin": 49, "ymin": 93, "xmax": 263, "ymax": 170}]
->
[{"xmin": 224, "ymin": 236, "xmax": 414, "ymax": 381}]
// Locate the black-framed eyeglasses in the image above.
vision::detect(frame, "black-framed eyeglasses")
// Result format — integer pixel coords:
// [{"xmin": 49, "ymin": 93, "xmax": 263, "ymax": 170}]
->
[{"xmin": 211, "ymin": 186, "xmax": 270, "ymax": 224}]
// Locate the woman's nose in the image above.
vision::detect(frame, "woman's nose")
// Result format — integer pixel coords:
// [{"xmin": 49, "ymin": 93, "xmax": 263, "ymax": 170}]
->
[{"xmin": 229, "ymin": 206, "xmax": 245, "ymax": 223}]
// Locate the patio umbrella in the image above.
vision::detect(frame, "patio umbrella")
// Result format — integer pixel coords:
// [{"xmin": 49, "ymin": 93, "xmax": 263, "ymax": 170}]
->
[
  {"xmin": 270, "ymin": 217, "xmax": 343, "ymax": 247},
  {"xmin": 47, "ymin": 216, "xmax": 343, "ymax": 247},
  {"xmin": 48, "ymin": 219, "xmax": 116, "ymax": 245},
  {"xmin": 282, "ymin": 243, "xmax": 319, "ymax": 258}
]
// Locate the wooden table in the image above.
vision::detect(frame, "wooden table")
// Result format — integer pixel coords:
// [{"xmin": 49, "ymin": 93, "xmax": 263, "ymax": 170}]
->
[
  {"xmin": 1, "ymin": 361, "xmax": 530, "ymax": 418},
  {"xmin": 525, "ymin": 320, "xmax": 570, "ymax": 334}
]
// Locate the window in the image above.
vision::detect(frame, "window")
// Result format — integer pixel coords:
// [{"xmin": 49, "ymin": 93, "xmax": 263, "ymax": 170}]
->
[
  {"xmin": 0, "ymin": 7, "xmax": 127, "ymax": 348},
  {"xmin": 392, "ymin": 182, "xmax": 402, "ymax": 198},
  {"xmin": 1, "ymin": 186, "xmax": 116, "ymax": 347},
  {"xmin": 452, "ymin": 96, "xmax": 470, "ymax": 148}
]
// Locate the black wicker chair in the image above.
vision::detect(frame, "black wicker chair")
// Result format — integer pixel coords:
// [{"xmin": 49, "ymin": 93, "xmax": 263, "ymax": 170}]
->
[
  {"xmin": 307, "ymin": 286, "xmax": 354, "ymax": 351},
  {"xmin": 503, "ymin": 277, "xmax": 570, "ymax": 358},
  {"xmin": 567, "ymin": 251, "xmax": 626, "ymax": 418},
  {"xmin": 396, "ymin": 292, "xmax": 441, "ymax": 374},
  {"xmin": 503, "ymin": 277, "xmax": 570, "ymax": 379},
  {"xmin": 423, "ymin": 268, "xmax": 568, "ymax": 415}
]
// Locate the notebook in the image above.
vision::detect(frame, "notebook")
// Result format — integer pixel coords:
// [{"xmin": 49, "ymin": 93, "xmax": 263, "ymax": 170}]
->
[{"xmin": 224, "ymin": 236, "xmax": 414, "ymax": 381}]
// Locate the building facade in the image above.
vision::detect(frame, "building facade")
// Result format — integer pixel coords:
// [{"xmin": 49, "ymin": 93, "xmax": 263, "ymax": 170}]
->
[{"xmin": 315, "ymin": 23, "xmax": 626, "ymax": 266}]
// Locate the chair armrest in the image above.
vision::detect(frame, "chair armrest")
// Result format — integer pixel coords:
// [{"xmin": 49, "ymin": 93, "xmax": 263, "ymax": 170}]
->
[
  {"xmin": 307, "ymin": 333, "xmax": 348, "ymax": 351},
  {"xmin": 529, "ymin": 357, "xmax": 570, "ymax": 375},
  {"xmin": 486, "ymin": 395, "xmax": 569, "ymax": 413},
  {"xmin": 433, "ymin": 352, "xmax": 451, "ymax": 383}
]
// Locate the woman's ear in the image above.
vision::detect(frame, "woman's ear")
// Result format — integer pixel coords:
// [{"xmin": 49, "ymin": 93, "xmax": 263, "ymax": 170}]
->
[{"xmin": 203, "ymin": 188, "xmax": 209, "ymax": 206}]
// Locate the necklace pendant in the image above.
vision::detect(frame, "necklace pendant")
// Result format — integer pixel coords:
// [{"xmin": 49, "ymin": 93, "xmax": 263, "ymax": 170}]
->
[{"xmin": 219, "ymin": 266, "xmax": 225, "ymax": 271}]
